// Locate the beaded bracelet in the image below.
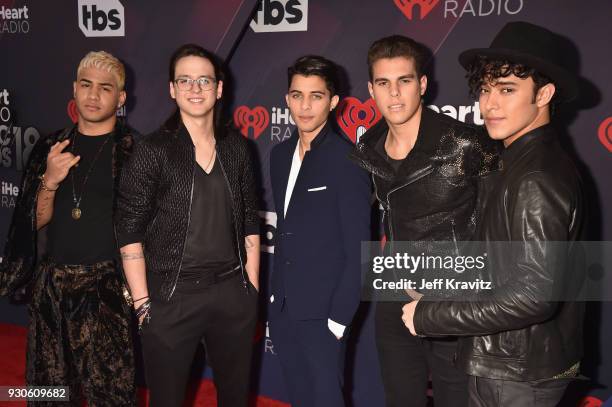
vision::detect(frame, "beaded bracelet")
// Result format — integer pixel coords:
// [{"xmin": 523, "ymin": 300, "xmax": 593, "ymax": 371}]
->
[{"xmin": 135, "ymin": 299, "xmax": 151, "ymax": 331}]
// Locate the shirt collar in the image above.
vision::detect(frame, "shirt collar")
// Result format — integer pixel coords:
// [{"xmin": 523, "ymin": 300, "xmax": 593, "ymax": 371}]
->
[{"xmin": 290, "ymin": 121, "xmax": 332, "ymax": 151}]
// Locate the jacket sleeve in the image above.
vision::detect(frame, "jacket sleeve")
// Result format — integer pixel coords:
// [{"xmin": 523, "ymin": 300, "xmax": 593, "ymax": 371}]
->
[
  {"xmin": 240, "ymin": 140, "xmax": 260, "ymax": 236},
  {"xmin": 329, "ymin": 154, "xmax": 372, "ymax": 326},
  {"xmin": 414, "ymin": 171, "xmax": 575, "ymax": 336},
  {"xmin": 0, "ymin": 133, "xmax": 54, "ymax": 295},
  {"xmin": 115, "ymin": 137, "xmax": 161, "ymax": 247}
]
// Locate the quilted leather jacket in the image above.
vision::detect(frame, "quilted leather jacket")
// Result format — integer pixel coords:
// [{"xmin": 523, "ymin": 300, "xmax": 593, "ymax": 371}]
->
[
  {"xmin": 414, "ymin": 124, "xmax": 586, "ymax": 381},
  {"xmin": 115, "ymin": 121, "xmax": 259, "ymax": 301}
]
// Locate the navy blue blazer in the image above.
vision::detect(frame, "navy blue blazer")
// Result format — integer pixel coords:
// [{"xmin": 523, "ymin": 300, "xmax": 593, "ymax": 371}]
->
[{"xmin": 269, "ymin": 124, "xmax": 371, "ymax": 325}]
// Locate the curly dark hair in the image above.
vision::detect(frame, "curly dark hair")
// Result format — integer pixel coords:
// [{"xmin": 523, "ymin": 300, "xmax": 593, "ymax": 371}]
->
[{"xmin": 466, "ymin": 56, "xmax": 555, "ymax": 104}]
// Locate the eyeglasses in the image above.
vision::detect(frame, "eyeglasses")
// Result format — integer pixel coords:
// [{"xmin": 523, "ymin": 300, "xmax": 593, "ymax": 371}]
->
[{"xmin": 173, "ymin": 76, "xmax": 217, "ymax": 91}]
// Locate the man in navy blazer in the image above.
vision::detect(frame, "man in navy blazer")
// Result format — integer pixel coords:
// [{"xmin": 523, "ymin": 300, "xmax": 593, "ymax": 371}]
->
[{"xmin": 268, "ymin": 55, "xmax": 371, "ymax": 407}]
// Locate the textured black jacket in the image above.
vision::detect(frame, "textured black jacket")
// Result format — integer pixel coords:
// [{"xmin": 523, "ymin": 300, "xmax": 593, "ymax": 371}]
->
[
  {"xmin": 0, "ymin": 121, "xmax": 135, "ymax": 299},
  {"xmin": 115, "ymin": 122, "xmax": 259, "ymax": 301},
  {"xmin": 350, "ymin": 107, "xmax": 500, "ymax": 297},
  {"xmin": 414, "ymin": 125, "xmax": 586, "ymax": 381}
]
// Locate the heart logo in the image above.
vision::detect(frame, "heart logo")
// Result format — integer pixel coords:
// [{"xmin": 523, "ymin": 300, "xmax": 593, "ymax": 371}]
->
[
  {"xmin": 597, "ymin": 116, "xmax": 612, "ymax": 153},
  {"xmin": 67, "ymin": 99, "xmax": 79, "ymax": 124},
  {"xmin": 335, "ymin": 97, "xmax": 382, "ymax": 144},
  {"xmin": 394, "ymin": 0, "xmax": 440, "ymax": 20},
  {"xmin": 233, "ymin": 106, "xmax": 270, "ymax": 139},
  {"xmin": 578, "ymin": 396, "xmax": 603, "ymax": 407}
]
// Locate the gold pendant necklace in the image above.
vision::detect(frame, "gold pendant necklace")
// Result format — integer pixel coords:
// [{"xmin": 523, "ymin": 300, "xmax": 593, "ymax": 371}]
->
[
  {"xmin": 70, "ymin": 130, "xmax": 112, "ymax": 220},
  {"xmin": 71, "ymin": 207, "xmax": 82, "ymax": 220}
]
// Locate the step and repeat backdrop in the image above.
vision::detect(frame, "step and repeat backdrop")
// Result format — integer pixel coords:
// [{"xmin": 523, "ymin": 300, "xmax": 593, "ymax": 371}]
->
[{"xmin": 1, "ymin": 0, "xmax": 611, "ymax": 405}]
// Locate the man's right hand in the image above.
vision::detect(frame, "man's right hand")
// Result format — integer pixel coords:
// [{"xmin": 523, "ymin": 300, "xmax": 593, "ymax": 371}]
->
[{"xmin": 44, "ymin": 139, "xmax": 81, "ymax": 189}]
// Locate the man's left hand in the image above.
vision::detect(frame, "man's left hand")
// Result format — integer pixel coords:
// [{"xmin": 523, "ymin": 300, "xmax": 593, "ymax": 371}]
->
[{"xmin": 402, "ymin": 300, "xmax": 419, "ymax": 336}]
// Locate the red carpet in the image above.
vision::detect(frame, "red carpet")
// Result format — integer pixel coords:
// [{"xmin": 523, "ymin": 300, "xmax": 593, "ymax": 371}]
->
[{"xmin": 0, "ymin": 324, "xmax": 288, "ymax": 407}]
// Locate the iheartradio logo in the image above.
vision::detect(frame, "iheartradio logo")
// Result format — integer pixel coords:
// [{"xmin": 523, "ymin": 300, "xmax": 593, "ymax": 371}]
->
[
  {"xmin": 394, "ymin": 0, "xmax": 524, "ymax": 20},
  {"xmin": 598, "ymin": 116, "xmax": 612, "ymax": 153},
  {"xmin": 577, "ymin": 396, "xmax": 603, "ymax": 407},
  {"xmin": 394, "ymin": 0, "xmax": 439, "ymax": 20},
  {"xmin": 335, "ymin": 97, "xmax": 382, "ymax": 144},
  {"xmin": 234, "ymin": 105, "xmax": 270, "ymax": 139}
]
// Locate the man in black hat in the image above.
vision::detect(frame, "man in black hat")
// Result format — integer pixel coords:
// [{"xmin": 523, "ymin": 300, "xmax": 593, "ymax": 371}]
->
[{"xmin": 401, "ymin": 21, "xmax": 586, "ymax": 406}]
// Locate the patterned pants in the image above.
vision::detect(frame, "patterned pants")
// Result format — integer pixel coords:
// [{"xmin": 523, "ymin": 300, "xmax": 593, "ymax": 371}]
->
[{"xmin": 26, "ymin": 260, "xmax": 136, "ymax": 406}]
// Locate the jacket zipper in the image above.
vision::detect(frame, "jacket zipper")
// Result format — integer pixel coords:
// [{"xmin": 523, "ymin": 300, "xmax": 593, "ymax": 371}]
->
[
  {"xmin": 216, "ymin": 149, "xmax": 249, "ymax": 291},
  {"xmin": 168, "ymin": 147, "xmax": 196, "ymax": 299},
  {"xmin": 377, "ymin": 166, "xmax": 435, "ymax": 292},
  {"xmin": 384, "ymin": 165, "xmax": 435, "ymax": 241}
]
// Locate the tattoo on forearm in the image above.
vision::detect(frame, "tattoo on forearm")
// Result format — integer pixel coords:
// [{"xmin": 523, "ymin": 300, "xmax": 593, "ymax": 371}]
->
[
  {"xmin": 36, "ymin": 193, "xmax": 53, "ymax": 220},
  {"xmin": 121, "ymin": 252, "xmax": 145, "ymax": 260},
  {"xmin": 245, "ymin": 237, "xmax": 255, "ymax": 249}
]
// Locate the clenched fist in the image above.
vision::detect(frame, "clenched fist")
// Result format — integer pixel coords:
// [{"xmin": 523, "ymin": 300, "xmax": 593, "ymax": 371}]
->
[{"xmin": 43, "ymin": 139, "xmax": 81, "ymax": 189}]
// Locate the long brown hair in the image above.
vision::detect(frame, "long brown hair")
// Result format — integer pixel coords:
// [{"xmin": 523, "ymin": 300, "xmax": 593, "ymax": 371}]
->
[{"xmin": 163, "ymin": 44, "xmax": 226, "ymax": 137}]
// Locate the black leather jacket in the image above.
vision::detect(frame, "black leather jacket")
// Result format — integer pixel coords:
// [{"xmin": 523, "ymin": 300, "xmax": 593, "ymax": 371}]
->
[
  {"xmin": 351, "ymin": 107, "xmax": 500, "ymax": 242},
  {"xmin": 350, "ymin": 107, "xmax": 500, "ymax": 296},
  {"xmin": 414, "ymin": 125, "xmax": 586, "ymax": 381},
  {"xmin": 115, "ymin": 122, "xmax": 259, "ymax": 301}
]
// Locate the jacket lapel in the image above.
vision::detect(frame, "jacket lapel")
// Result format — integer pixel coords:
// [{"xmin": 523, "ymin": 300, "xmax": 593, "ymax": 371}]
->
[
  {"xmin": 282, "ymin": 124, "xmax": 332, "ymax": 221},
  {"xmin": 274, "ymin": 135, "xmax": 298, "ymax": 221}
]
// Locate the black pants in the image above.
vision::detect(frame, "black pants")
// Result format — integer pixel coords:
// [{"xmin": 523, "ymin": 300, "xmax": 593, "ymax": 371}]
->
[
  {"xmin": 468, "ymin": 375, "xmax": 571, "ymax": 407},
  {"xmin": 375, "ymin": 301, "xmax": 468, "ymax": 407},
  {"xmin": 26, "ymin": 260, "xmax": 136, "ymax": 406},
  {"xmin": 141, "ymin": 273, "xmax": 258, "ymax": 407}
]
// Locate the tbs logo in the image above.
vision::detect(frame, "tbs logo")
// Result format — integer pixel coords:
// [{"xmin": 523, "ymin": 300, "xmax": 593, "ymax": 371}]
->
[
  {"xmin": 250, "ymin": 0, "xmax": 307, "ymax": 33},
  {"xmin": 78, "ymin": 0, "xmax": 124, "ymax": 37}
]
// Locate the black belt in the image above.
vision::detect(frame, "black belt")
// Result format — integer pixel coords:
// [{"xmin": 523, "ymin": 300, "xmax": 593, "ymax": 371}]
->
[{"xmin": 176, "ymin": 265, "xmax": 241, "ymax": 291}]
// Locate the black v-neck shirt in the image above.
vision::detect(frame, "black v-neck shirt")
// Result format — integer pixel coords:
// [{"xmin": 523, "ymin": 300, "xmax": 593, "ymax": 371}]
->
[
  {"xmin": 375, "ymin": 132, "xmax": 405, "ymax": 174},
  {"xmin": 47, "ymin": 131, "xmax": 115, "ymax": 264},
  {"xmin": 179, "ymin": 159, "xmax": 238, "ymax": 281}
]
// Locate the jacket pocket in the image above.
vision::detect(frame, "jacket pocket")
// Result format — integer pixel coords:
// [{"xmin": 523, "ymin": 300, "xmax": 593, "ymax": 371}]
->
[{"xmin": 473, "ymin": 329, "xmax": 529, "ymax": 361}]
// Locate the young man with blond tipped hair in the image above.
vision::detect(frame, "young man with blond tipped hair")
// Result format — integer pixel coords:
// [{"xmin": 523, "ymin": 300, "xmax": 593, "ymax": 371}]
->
[{"xmin": 1, "ymin": 51, "xmax": 137, "ymax": 406}]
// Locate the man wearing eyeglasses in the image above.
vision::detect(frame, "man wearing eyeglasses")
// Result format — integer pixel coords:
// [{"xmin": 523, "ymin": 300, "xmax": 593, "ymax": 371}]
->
[{"xmin": 116, "ymin": 44, "xmax": 260, "ymax": 407}]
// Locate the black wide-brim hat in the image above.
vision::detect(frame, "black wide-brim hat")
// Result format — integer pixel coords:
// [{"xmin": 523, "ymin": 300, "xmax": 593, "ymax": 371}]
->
[{"xmin": 459, "ymin": 21, "xmax": 578, "ymax": 102}]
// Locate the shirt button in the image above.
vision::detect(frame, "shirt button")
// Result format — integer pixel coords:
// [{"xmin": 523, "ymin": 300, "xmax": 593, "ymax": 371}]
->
[{"xmin": 270, "ymin": 295, "xmax": 275, "ymax": 303}]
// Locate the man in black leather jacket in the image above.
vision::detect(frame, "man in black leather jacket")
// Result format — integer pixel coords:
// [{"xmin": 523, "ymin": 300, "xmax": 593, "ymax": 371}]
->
[
  {"xmin": 402, "ymin": 22, "xmax": 586, "ymax": 407},
  {"xmin": 350, "ymin": 35, "xmax": 500, "ymax": 407}
]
